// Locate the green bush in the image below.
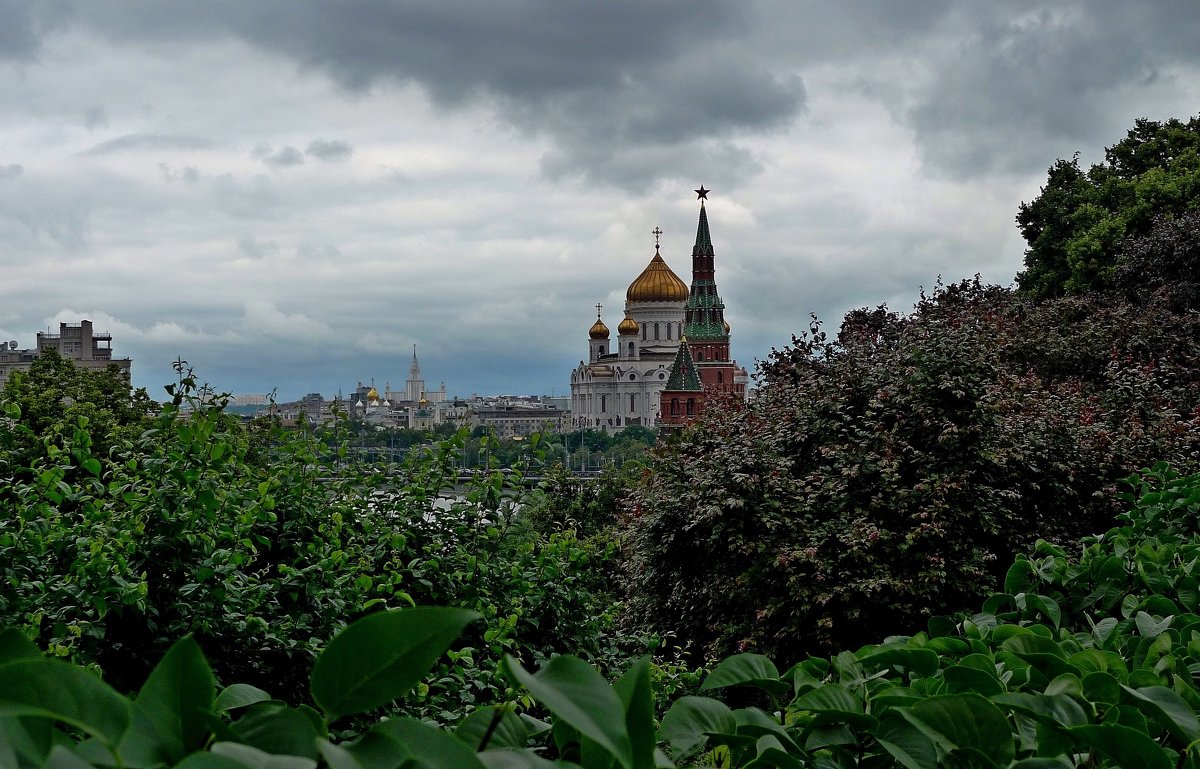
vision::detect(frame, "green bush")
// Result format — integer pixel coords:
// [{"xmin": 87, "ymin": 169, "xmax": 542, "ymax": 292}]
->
[
  {"xmin": 9, "ymin": 465, "xmax": 1200, "ymax": 768},
  {"xmin": 0, "ymin": 366, "xmax": 626, "ymax": 721},
  {"xmin": 625, "ymin": 281, "xmax": 1200, "ymax": 662}
]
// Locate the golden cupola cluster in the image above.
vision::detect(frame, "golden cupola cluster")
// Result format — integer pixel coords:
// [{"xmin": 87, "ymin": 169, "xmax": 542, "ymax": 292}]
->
[
  {"xmin": 589, "ymin": 317, "xmax": 610, "ymax": 339},
  {"xmin": 626, "ymin": 249, "xmax": 688, "ymax": 303},
  {"xmin": 618, "ymin": 314, "xmax": 639, "ymax": 335}
]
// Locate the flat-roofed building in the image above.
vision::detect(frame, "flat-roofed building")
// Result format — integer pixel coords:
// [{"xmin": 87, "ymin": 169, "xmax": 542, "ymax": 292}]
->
[{"xmin": 0, "ymin": 320, "xmax": 132, "ymax": 390}]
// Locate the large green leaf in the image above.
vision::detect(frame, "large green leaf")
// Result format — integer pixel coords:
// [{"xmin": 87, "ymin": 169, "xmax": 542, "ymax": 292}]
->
[
  {"xmin": 209, "ymin": 741, "xmax": 318, "ymax": 769},
  {"xmin": 0, "ymin": 630, "xmax": 39, "ymax": 665},
  {"xmin": 943, "ymin": 665, "xmax": 1004, "ymax": 696},
  {"xmin": 1120, "ymin": 685, "xmax": 1200, "ymax": 743},
  {"xmin": 310, "ymin": 607, "xmax": 479, "ymax": 723},
  {"xmin": 176, "ymin": 748, "xmax": 260, "ymax": 769},
  {"xmin": 874, "ymin": 712, "xmax": 937, "ymax": 769},
  {"xmin": 898, "ymin": 694, "xmax": 1014, "ymax": 768},
  {"xmin": 503, "ymin": 655, "xmax": 632, "ymax": 769},
  {"xmin": 1004, "ymin": 560, "xmax": 1036, "ymax": 594},
  {"xmin": 1069, "ymin": 724, "xmax": 1172, "ymax": 769},
  {"xmin": 214, "ymin": 685, "xmax": 272, "ymax": 713},
  {"xmin": 231, "ymin": 704, "xmax": 320, "ymax": 759},
  {"xmin": 455, "ymin": 706, "xmax": 528, "ymax": 751},
  {"xmin": 117, "ymin": 635, "xmax": 216, "ymax": 767},
  {"xmin": 700, "ymin": 654, "xmax": 789, "ymax": 698},
  {"xmin": 1135, "ymin": 612, "xmax": 1174, "ymax": 639},
  {"xmin": 0, "ymin": 658, "xmax": 130, "ymax": 747},
  {"xmin": 475, "ymin": 750, "xmax": 562, "ymax": 769},
  {"xmin": 659, "ymin": 696, "xmax": 736, "ymax": 760},
  {"xmin": 366, "ymin": 718, "xmax": 487, "ymax": 769},
  {"xmin": 857, "ymin": 647, "xmax": 939, "ymax": 678},
  {"xmin": 990, "ymin": 693, "xmax": 1087, "ymax": 728},
  {"xmin": 613, "ymin": 657, "xmax": 655, "ymax": 769},
  {"xmin": 735, "ymin": 708, "xmax": 801, "ymax": 755},
  {"xmin": 44, "ymin": 744, "xmax": 105, "ymax": 769},
  {"xmin": 791, "ymin": 685, "xmax": 876, "ymax": 728},
  {"xmin": 0, "ymin": 715, "xmax": 51, "ymax": 767}
]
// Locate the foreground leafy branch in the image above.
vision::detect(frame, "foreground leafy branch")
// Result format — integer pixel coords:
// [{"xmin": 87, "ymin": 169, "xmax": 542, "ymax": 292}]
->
[{"xmin": 7, "ymin": 465, "xmax": 1200, "ymax": 767}]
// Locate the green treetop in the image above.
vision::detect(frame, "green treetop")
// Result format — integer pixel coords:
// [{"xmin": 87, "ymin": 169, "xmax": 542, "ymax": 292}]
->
[{"xmin": 1016, "ymin": 114, "xmax": 1200, "ymax": 298}]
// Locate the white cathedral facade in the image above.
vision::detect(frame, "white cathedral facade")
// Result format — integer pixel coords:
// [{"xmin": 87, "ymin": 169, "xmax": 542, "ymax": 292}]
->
[{"xmin": 569, "ymin": 239, "xmax": 692, "ymax": 432}]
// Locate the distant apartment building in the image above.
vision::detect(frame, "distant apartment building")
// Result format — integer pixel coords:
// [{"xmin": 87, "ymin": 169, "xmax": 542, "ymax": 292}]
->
[
  {"xmin": 470, "ymin": 396, "xmax": 568, "ymax": 439},
  {"xmin": 0, "ymin": 320, "xmax": 132, "ymax": 390}
]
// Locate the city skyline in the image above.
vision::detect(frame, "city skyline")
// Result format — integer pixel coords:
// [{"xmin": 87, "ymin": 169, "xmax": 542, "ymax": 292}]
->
[{"xmin": 1, "ymin": 3, "xmax": 1198, "ymax": 399}]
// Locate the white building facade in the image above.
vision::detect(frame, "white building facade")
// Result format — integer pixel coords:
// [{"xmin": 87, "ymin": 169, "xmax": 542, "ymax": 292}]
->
[{"xmin": 570, "ymin": 245, "xmax": 689, "ymax": 432}]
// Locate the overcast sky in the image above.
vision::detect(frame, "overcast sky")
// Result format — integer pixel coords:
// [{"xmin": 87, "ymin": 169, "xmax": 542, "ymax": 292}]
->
[{"xmin": 2, "ymin": 1, "xmax": 1198, "ymax": 400}]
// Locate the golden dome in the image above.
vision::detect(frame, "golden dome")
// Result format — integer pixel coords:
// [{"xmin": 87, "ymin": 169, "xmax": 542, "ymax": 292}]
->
[
  {"xmin": 723, "ymin": 319, "xmax": 730, "ymax": 334},
  {"xmin": 627, "ymin": 250, "xmax": 688, "ymax": 303},
  {"xmin": 618, "ymin": 315, "xmax": 639, "ymax": 335},
  {"xmin": 589, "ymin": 317, "xmax": 610, "ymax": 339},
  {"xmin": 366, "ymin": 387, "xmax": 379, "ymax": 401}
]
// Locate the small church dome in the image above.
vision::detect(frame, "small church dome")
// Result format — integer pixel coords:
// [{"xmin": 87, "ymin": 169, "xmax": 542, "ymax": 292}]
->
[
  {"xmin": 589, "ymin": 317, "xmax": 610, "ymax": 339},
  {"xmin": 618, "ymin": 315, "xmax": 639, "ymax": 335}
]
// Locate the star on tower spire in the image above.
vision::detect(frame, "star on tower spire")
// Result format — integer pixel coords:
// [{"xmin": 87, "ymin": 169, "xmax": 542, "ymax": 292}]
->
[{"xmin": 694, "ymin": 185, "xmax": 710, "ymax": 201}]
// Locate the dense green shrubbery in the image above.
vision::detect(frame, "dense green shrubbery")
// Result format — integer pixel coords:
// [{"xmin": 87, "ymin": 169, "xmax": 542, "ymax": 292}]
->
[
  {"xmin": 625, "ymin": 280, "xmax": 1200, "ymax": 662},
  {"xmin": 8, "ymin": 465, "xmax": 1200, "ymax": 768},
  {"xmin": 0, "ymin": 362, "xmax": 627, "ymax": 721}
]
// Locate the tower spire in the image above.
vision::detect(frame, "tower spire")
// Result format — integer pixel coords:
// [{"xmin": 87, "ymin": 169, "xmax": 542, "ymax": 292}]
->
[{"xmin": 683, "ymin": 187, "xmax": 726, "ymax": 342}]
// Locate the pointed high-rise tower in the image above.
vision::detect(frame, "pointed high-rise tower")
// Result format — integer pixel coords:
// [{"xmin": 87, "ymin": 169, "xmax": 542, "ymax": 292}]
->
[
  {"xmin": 405, "ymin": 345, "xmax": 426, "ymax": 403},
  {"xmin": 662, "ymin": 185, "xmax": 744, "ymax": 427},
  {"xmin": 682, "ymin": 191, "xmax": 730, "ymax": 365}
]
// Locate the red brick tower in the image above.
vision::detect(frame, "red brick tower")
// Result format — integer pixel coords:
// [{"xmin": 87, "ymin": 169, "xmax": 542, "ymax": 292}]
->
[{"xmin": 660, "ymin": 187, "xmax": 747, "ymax": 427}]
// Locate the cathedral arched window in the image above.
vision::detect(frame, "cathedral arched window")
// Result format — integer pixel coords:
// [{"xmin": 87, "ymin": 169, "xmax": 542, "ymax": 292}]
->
[
  {"xmin": 717, "ymin": 371, "xmax": 723, "ymax": 384},
  {"xmin": 642, "ymin": 325, "xmax": 647, "ymax": 341},
  {"xmin": 600, "ymin": 394, "xmax": 607, "ymax": 413},
  {"xmin": 698, "ymin": 352, "xmax": 705, "ymax": 361},
  {"xmin": 654, "ymin": 323, "xmax": 660, "ymax": 340},
  {"xmin": 666, "ymin": 323, "xmax": 672, "ymax": 340},
  {"xmin": 599, "ymin": 346, "xmax": 605, "ymax": 355},
  {"xmin": 686, "ymin": 398, "xmax": 696, "ymax": 416},
  {"xmin": 629, "ymin": 393, "xmax": 637, "ymax": 412},
  {"xmin": 670, "ymin": 398, "xmax": 679, "ymax": 416},
  {"xmin": 628, "ymin": 342, "xmax": 635, "ymax": 356}
]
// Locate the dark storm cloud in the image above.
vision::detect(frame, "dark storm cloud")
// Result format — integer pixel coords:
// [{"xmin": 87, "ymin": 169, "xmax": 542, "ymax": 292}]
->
[
  {"xmin": 82, "ymin": 105, "xmax": 107, "ymax": 130},
  {"xmin": 305, "ymin": 139, "xmax": 352, "ymax": 162},
  {"xmin": 79, "ymin": 133, "xmax": 214, "ymax": 156},
  {"xmin": 237, "ymin": 235, "xmax": 278, "ymax": 259},
  {"xmin": 262, "ymin": 145, "xmax": 304, "ymax": 168},
  {"xmin": 60, "ymin": 1, "xmax": 807, "ymax": 189},
  {"xmin": 906, "ymin": 0, "xmax": 1200, "ymax": 177},
  {"xmin": 0, "ymin": 0, "xmax": 68, "ymax": 60}
]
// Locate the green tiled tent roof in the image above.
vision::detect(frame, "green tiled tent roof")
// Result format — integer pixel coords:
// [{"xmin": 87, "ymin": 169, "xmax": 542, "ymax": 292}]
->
[{"xmin": 664, "ymin": 339, "xmax": 703, "ymax": 392}]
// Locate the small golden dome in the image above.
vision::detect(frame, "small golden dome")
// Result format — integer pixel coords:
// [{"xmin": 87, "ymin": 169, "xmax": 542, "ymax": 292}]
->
[
  {"xmin": 589, "ymin": 317, "xmax": 610, "ymax": 339},
  {"xmin": 627, "ymin": 250, "xmax": 688, "ymax": 303},
  {"xmin": 618, "ymin": 315, "xmax": 639, "ymax": 335},
  {"xmin": 723, "ymin": 319, "xmax": 730, "ymax": 334},
  {"xmin": 366, "ymin": 387, "xmax": 379, "ymax": 401}
]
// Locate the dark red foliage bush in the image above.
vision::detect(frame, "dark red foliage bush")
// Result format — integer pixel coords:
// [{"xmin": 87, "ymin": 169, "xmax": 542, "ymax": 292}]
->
[{"xmin": 624, "ymin": 279, "xmax": 1200, "ymax": 663}]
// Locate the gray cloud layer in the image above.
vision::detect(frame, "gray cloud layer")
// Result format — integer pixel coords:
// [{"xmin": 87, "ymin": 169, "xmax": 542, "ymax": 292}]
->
[{"xmin": 1, "ymin": 2, "xmax": 1198, "ymax": 397}]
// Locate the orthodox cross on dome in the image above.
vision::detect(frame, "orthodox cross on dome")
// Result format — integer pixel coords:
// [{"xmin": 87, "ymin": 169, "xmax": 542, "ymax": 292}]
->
[
  {"xmin": 694, "ymin": 185, "xmax": 710, "ymax": 200},
  {"xmin": 595, "ymin": 302, "xmax": 603, "ymax": 318},
  {"xmin": 652, "ymin": 226, "xmax": 663, "ymax": 249}
]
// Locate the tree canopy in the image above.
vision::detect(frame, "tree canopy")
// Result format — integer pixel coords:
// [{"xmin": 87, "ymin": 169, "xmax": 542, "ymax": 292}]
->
[{"xmin": 1016, "ymin": 115, "xmax": 1200, "ymax": 298}]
